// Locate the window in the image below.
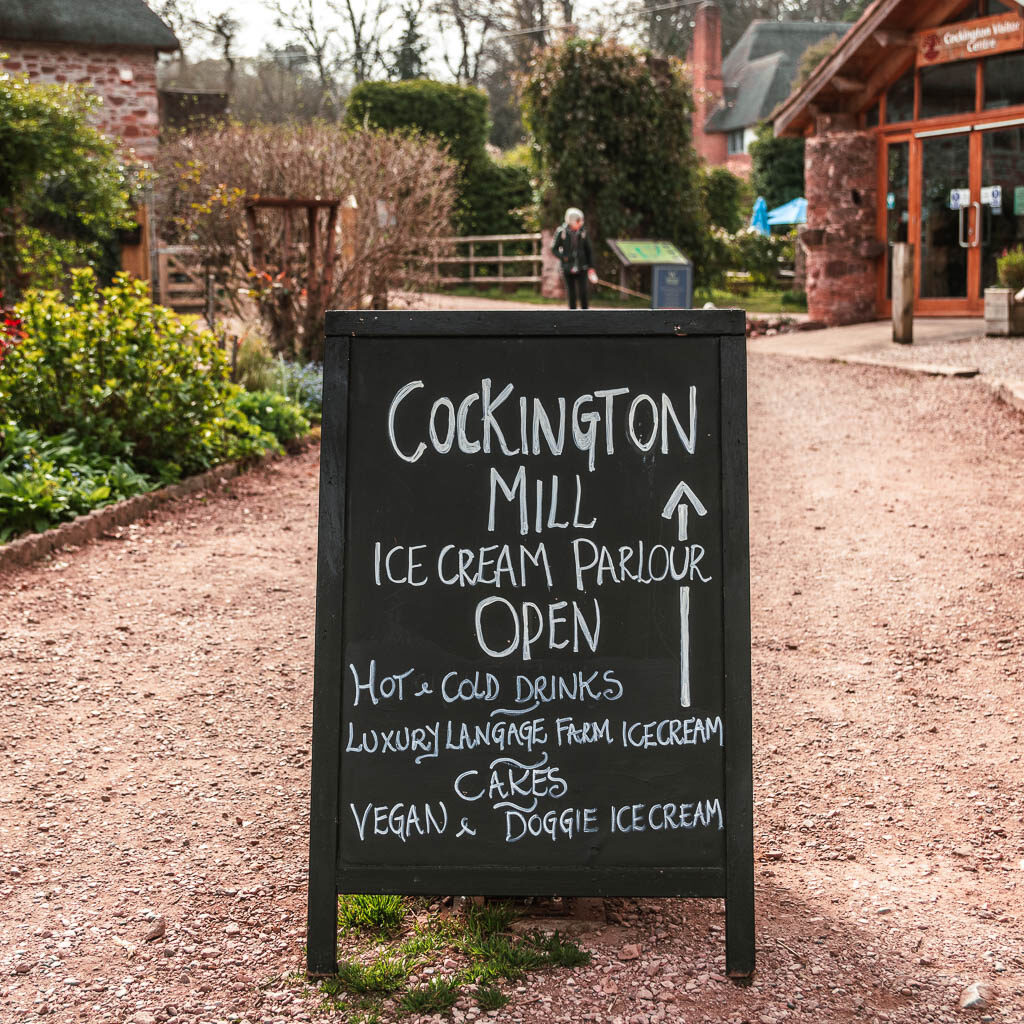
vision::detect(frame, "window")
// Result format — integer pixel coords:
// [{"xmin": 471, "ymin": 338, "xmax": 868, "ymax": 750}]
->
[
  {"xmin": 865, "ymin": 103, "xmax": 879, "ymax": 128},
  {"xmin": 727, "ymin": 129, "xmax": 745, "ymax": 155},
  {"xmin": 885, "ymin": 67, "xmax": 915, "ymax": 123},
  {"xmin": 984, "ymin": 51, "xmax": 1024, "ymax": 110},
  {"xmin": 920, "ymin": 61, "xmax": 977, "ymax": 119}
]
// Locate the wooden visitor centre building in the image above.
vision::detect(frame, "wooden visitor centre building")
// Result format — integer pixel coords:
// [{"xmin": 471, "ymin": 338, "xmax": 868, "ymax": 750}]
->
[{"xmin": 775, "ymin": 0, "xmax": 1024, "ymax": 326}]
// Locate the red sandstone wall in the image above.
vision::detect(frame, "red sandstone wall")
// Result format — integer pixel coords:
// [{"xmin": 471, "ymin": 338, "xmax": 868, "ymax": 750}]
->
[
  {"xmin": 804, "ymin": 126, "xmax": 879, "ymax": 326},
  {"xmin": 689, "ymin": 3, "xmax": 727, "ymax": 167},
  {"xmin": 1, "ymin": 41, "xmax": 160, "ymax": 163}
]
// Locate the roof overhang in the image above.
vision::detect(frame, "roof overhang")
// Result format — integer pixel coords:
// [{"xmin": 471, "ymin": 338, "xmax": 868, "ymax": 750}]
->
[{"xmin": 773, "ymin": 0, "xmax": 998, "ymax": 137}]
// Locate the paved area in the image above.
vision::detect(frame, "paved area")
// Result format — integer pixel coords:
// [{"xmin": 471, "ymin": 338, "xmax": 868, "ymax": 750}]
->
[{"xmin": 751, "ymin": 318, "xmax": 981, "ymax": 361}]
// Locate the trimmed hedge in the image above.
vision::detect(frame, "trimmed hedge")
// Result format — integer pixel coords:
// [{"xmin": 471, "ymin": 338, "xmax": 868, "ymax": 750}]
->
[{"xmin": 345, "ymin": 79, "xmax": 533, "ymax": 236}]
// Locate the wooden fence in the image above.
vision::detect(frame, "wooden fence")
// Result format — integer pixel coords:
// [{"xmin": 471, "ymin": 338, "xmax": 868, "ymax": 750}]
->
[
  {"xmin": 156, "ymin": 245, "xmax": 208, "ymax": 313},
  {"xmin": 420, "ymin": 233, "xmax": 543, "ymax": 286}
]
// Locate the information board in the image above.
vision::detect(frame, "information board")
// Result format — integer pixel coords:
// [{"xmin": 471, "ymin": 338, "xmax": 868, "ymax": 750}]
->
[
  {"xmin": 308, "ymin": 311, "xmax": 753, "ymax": 978},
  {"xmin": 607, "ymin": 239, "xmax": 689, "ymax": 266}
]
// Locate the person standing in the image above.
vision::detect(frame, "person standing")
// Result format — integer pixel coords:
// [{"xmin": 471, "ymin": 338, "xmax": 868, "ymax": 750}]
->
[{"xmin": 552, "ymin": 207, "xmax": 597, "ymax": 309}]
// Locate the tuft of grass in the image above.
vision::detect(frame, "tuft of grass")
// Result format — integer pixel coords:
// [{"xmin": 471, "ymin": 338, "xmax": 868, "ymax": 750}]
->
[
  {"xmin": 463, "ymin": 933, "xmax": 547, "ymax": 981},
  {"xmin": 464, "ymin": 900, "xmax": 517, "ymax": 938},
  {"xmin": 338, "ymin": 894, "xmax": 408, "ymax": 935},
  {"xmin": 535, "ymin": 930, "xmax": 592, "ymax": 968},
  {"xmin": 399, "ymin": 975, "xmax": 460, "ymax": 1014},
  {"xmin": 475, "ymin": 984, "xmax": 510, "ymax": 1010},
  {"xmin": 334, "ymin": 954, "xmax": 409, "ymax": 994}
]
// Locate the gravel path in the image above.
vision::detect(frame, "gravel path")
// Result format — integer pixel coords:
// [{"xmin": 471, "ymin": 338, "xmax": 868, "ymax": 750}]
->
[
  {"xmin": 850, "ymin": 335, "xmax": 1024, "ymax": 382},
  {"xmin": 2, "ymin": 355, "xmax": 1024, "ymax": 1024}
]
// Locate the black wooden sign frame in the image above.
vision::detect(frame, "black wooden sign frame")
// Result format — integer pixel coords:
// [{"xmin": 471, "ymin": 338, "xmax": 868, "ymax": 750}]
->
[{"xmin": 308, "ymin": 310, "xmax": 753, "ymax": 978}]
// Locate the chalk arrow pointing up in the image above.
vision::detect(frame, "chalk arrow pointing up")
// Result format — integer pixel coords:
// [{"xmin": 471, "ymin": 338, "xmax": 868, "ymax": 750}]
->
[{"xmin": 661, "ymin": 481, "xmax": 707, "ymax": 542}]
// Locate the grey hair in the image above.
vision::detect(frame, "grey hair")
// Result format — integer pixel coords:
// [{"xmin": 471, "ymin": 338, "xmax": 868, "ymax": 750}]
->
[{"xmin": 564, "ymin": 207, "xmax": 584, "ymax": 225}]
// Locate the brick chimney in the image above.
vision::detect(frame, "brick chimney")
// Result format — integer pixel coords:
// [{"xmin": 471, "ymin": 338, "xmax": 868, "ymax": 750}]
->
[{"xmin": 689, "ymin": 1, "xmax": 727, "ymax": 166}]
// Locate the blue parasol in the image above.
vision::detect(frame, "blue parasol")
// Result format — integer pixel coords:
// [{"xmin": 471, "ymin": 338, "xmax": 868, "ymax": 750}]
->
[
  {"xmin": 750, "ymin": 196, "xmax": 770, "ymax": 235},
  {"xmin": 767, "ymin": 197, "xmax": 808, "ymax": 226}
]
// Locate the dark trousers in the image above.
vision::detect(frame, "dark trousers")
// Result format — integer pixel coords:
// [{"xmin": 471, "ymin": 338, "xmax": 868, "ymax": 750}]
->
[{"xmin": 564, "ymin": 272, "xmax": 589, "ymax": 309}]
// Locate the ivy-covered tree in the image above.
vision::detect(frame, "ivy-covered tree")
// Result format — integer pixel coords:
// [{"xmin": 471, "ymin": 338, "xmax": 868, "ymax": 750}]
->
[
  {"xmin": 749, "ymin": 121, "xmax": 805, "ymax": 211},
  {"xmin": 0, "ymin": 70, "xmax": 136, "ymax": 297},
  {"xmin": 522, "ymin": 39, "xmax": 706, "ymax": 277}
]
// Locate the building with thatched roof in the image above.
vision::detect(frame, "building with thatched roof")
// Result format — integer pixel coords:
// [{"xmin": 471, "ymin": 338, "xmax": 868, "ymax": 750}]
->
[{"xmin": 0, "ymin": 0, "xmax": 179, "ymax": 162}]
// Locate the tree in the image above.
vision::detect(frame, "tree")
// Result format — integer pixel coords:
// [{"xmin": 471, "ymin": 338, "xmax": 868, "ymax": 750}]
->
[
  {"xmin": 433, "ymin": 0, "xmax": 498, "ymax": 85},
  {"xmin": 390, "ymin": 5, "xmax": 427, "ymax": 79},
  {"xmin": 0, "ymin": 73, "xmax": 136, "ymax": 297},
  {"xmin": 748, "ymin": 120, "xmax": 804, "ymax": 210},
  {"xmin": 266, "ymin": 0, "xmax": 345, "ymax": 116},
  {"xmin": 522, "ymin": 39, "xmax": 706, "ymax": 277},
  {"xmin": 791, "ymin": 33, "xmax": 840, "ymax": 93}
]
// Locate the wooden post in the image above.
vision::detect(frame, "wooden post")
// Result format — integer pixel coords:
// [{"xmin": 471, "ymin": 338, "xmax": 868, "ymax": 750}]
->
[
  {"xmin": 892, "ymin": 242, "xmax": 914, "ymax": 344},
  {"xmin": 341, "ymin": 195, "xmax": 358, "ymax": 308}
]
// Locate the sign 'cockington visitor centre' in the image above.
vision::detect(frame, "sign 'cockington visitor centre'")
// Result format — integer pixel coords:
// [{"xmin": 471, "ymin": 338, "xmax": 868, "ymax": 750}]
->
[{"xmin": 774, "ymin": 0, "xmax": 1024, "ymax": 325}]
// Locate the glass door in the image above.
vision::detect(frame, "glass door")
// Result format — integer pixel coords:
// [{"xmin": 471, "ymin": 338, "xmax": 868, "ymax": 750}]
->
[
  {"xmin": 978, "ymin": 122, "xmax": 1024, "ymax": 293},
  {"xmin": 918, "ymin": 131, "xmax": 973, "ymax": 306}
]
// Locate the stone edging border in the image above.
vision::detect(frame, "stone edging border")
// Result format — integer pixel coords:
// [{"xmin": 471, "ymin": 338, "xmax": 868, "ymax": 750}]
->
[{"xmin": 0, "ymin": 432, "xmax": 319, "ymax": 575}]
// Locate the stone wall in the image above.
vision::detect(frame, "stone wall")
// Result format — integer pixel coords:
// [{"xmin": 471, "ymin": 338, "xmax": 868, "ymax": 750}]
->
[
  {"xmin": 803, "ymin": 118, "xmax": 881, "ymax": 326},
  {"xmin": 1, "ymin": 41, "xmax": 160, "ymax": 163}
]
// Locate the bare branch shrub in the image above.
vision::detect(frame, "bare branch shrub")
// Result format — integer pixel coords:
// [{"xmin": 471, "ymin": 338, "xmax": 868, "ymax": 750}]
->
[{"xmin": 155, "ymin": 123, "xmax": 456, "ymax": 359}]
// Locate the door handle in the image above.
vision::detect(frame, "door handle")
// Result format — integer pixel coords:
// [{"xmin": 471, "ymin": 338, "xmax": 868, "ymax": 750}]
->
[
  {"xmin": 959, "ymin": 205, "xmax": 970, "ymax": 249},
  {"xmin": 972, "ymin": 201, "xmax": 982, "ymax": 248}
]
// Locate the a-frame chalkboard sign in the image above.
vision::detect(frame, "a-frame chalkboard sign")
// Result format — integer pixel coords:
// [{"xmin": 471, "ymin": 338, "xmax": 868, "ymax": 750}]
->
[{"xmin": 308, "ymin": 310, "xmax": 753, "ymax": 978}]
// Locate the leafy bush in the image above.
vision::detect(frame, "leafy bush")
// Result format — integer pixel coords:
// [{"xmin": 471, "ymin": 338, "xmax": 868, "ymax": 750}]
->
[
  {"xmin": 997, "ymin": 246, "xmax": 1024, "ymax": 291},
  {"xmin": 344, "ymin": 79, "xmax": 533, "ymax": 235},
  {"xmin": 699, "ymin": 227, "xmax": 794, "ymax": 291},
  {"xmin": 0, "ymin": 65, "xmax": 137, "ymax": 296},
  {"xmin": 228, "ymin": 390, "xmax": 310, "ymax": 445},
  {"xmin": 702, "ymin": 166, "xmax": 749, "ymax": 233},
  {"xmin": 1, "ymin": 269, "xmax": 275, "ymax": 479},
  {"xmin": 0, "ymin": 423, "xmax": 154, "ymax": 541},
  {"xmin": 749, "ymin": 121, "xmax": 805, "ymax": 212},
  {"xmin": 523, "ymin": 39, "xmax": 705, "ymax": 282},
  {"xmin": 345, "ymin": 79, "xmax": 488, "ymax": 164}
]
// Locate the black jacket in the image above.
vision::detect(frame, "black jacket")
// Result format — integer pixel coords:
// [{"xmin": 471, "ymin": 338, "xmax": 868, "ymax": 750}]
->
[{"xmin": 552, "ymin": 224, "xmax": 593, "ymax": 274}]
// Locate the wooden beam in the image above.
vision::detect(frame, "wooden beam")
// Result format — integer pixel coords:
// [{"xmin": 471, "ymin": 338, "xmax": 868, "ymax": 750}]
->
[
  {"xmin": 832, "ymin": 75, "xmax": 864, "ymax": 94},
  {"xmin": 873, "ymin": 29, "xmax": 912, "ymax": 48}
]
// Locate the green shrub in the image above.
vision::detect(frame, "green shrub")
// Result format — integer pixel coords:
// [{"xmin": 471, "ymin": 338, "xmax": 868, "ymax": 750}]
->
[
  {"xmin": 460, "ymin": 156, "xmax": 533, "ymax": 235},
  {"xmin": 702, "ymin": 166, "xmax": 749, "ymax": 233},
  {"xmin": 1, "ymin": 268, "xmax": 275, "ymax": 478},
  {"xmin": 0, "ymin": 423, "xmax": 154, "ymax": 541},
  {"xmin": 749, "ymin": 121, "xmax": 805, "ymax": 212},
  {"xmin": 0, "ymin": 65, "xmax": 137, "ymax": 296},
  {"xmin": 997, "ymin": 246, "xmax": 1024, "ymax": 291},
  {"xmin": 345, "ymin": 80, "xmax": 488, "ymax": 164},
  {"xmin": 228, "ymin": 390, "xmax": 310, "ymax": 445}
]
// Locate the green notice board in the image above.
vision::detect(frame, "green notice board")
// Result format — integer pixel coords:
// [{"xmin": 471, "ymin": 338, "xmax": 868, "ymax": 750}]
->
[{"xmin": 608, "ymin": 239, "xmax": 689, "ymax": 266}]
